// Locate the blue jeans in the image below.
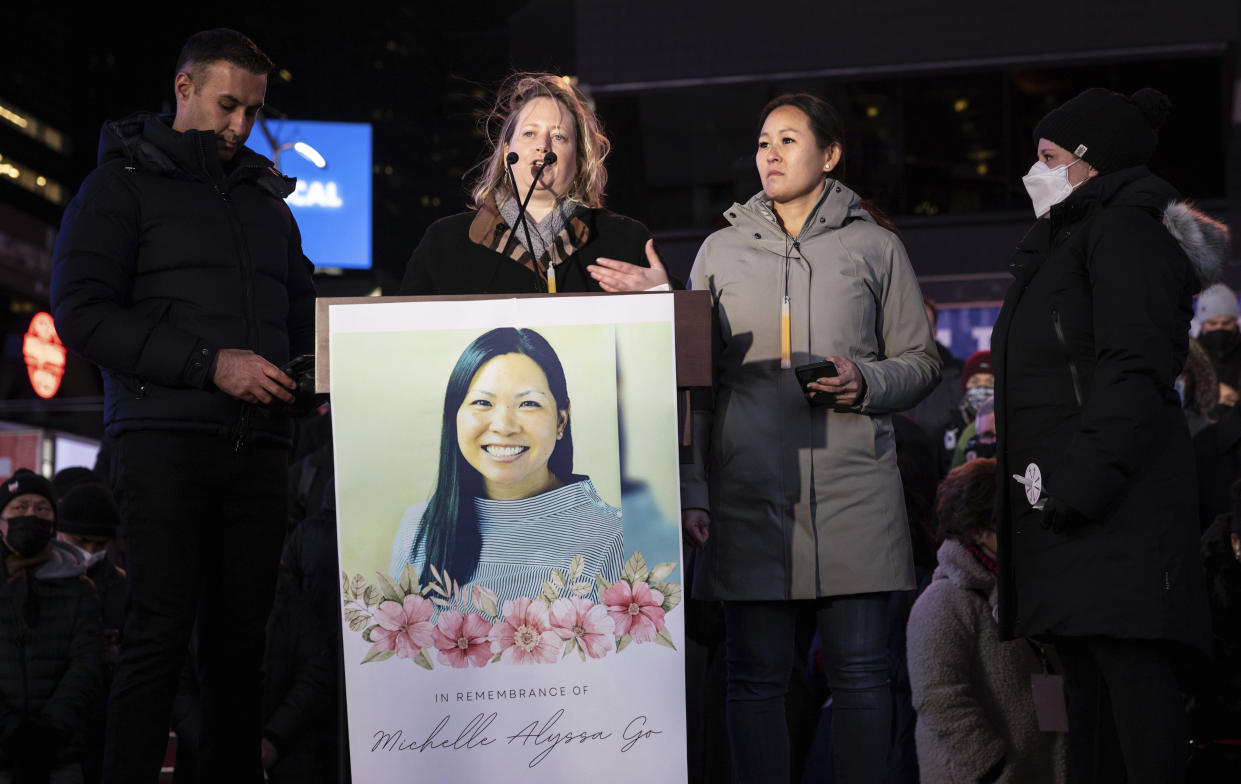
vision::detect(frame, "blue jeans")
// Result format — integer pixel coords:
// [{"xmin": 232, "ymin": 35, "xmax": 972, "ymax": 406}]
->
[{"xmin": 724, "ymin": 595, "xmax": 893, "ymax": 784}]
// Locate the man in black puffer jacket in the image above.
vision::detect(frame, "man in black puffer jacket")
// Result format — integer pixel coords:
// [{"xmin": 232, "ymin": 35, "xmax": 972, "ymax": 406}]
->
[{"xmin": 50, "ymin": 28, "xmax": 315, "ymax": 784}]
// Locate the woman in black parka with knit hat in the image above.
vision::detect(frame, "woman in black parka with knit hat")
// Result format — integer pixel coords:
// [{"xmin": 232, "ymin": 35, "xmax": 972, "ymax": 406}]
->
[{"xmin": 992, "ymin": 87, "xmax": 1229, "ymax": 783}]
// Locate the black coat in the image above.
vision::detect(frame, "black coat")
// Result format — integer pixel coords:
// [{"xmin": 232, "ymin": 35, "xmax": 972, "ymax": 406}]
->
[
  {"xmin": 51, "ymin": 113, "xmax": 317, "ymax": 445},
  {"xmin": 399, "ymin": 206, "xmax": 655, "ymax": 294},
  {"xmin": 0, "ymin": 544, "xmax": 101, "ymax": 767},
  {"xmin": 1189, "ymin": 514, "xmax": 1241, "ymax": 742},
  {"xmin": 261, "ymin": 508, "xmax": 340, "ymax": 779},
  {"xmin": 992, "ymin": 166, "xmax": 1222, "ymax": 653},
  {"xmin": 1193, "ymin": 405, "xmax": 1241, "ymax": 531}
]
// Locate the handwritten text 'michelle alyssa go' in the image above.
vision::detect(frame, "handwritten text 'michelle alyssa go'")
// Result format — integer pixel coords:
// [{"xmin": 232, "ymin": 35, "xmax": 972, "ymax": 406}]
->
[{"xmin": 371, "ymin": 708, "xmax": 663, "ymax": 767}]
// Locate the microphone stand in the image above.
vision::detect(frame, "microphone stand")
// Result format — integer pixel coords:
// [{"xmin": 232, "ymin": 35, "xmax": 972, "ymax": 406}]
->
[{"xmin": 504, "ymin": 151, "xmax": 558, "ymax": 292}]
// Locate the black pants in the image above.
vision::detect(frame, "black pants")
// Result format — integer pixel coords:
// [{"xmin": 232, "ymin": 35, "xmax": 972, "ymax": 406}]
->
[
  {"xmin": 102, "ymin": 431, "xmax": 287, "ymax": 784},
  {"xmin": 1056, "ymin": 636, "xmax": 1188, "ymax": 784}
]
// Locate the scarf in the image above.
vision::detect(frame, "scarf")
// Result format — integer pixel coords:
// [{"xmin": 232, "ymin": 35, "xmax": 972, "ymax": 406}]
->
[
  {"xmin": 497, "ymin": 195, "xmax": 580, "ymax": 262},
  {"xmin": 4, "ymin": 542, "xmax": 52, "ymax": 584},
  {"xmin": 965, "ymin": 541, "xmax": 999, "ymax": 574}
]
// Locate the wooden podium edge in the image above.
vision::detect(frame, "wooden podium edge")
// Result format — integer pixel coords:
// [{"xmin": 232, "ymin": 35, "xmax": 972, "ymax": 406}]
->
[{"xmin": 314, "ymin": 290, "xmax": 712, "ymax": 394}]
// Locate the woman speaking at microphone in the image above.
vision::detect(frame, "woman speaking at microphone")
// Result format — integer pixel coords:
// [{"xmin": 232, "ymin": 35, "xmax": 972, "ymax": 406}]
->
[{"xmin": 399, "ymin": 72, "xmax": 668, "ymax": 295}]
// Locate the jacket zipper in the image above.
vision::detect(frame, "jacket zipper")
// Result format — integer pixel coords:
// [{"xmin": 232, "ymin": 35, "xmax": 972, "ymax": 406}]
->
[
  {"xmin": 1050, "ymin": 308, "xmax": 1084, "ymax": 407},
  {"xmin": 213, "ymin": 175, "xmax": 261, "ymax": 351},
  {"xmin": 214, "ymin": 164, "xmax": 265, "ymax": 448}
]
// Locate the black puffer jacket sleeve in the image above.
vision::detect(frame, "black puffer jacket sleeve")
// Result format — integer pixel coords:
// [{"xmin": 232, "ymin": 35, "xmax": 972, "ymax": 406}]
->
[{"xmin": 51, "ymin": 165, "xmax": 217, "ymax": 389}]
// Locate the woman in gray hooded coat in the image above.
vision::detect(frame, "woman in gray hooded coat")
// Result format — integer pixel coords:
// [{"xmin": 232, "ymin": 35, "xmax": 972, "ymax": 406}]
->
[{"xmin": 681, "ymin": 93, "xmax": 940, "ymax": 783}]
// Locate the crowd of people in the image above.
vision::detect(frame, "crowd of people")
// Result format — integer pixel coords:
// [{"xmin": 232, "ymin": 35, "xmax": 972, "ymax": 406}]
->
[{"xmin": 0, "ymin": 23, "xmax": 1236, "ymax": 784}]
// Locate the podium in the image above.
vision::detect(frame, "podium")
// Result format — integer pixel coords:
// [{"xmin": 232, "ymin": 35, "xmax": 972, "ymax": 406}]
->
[{"xmin": 321, "ymin": 291, "xmax": 707, "ymax": 783}]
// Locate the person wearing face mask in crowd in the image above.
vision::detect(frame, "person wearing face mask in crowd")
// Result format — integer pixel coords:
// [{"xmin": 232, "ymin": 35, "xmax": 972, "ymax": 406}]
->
[
  {"xmin": 958, "ymin": 397, "xmax": 996, "ymax": 465},
  {"xmin": 399, "ymin": 72, "xmax": 673, "ymax": 296},
  {"xmin": 1195, "ymin": 283, "xmax": 1240, "ymax": 335},
  {"xmin": 0, "ymin": 469, "xmax": 102, "ymax": 784},
  {"xmin": 682, "ymin": 93, "xmax": 940, "ymax": 783},
  {"xmin": 992, "ymin": 87, "xmax": 1227, "ymax": 783},
  {"xmin": 53, "ymin": 481, "xmax": 126, "ymax": 784},
  {"xmin": 948, "ymin": 351, "xmax": 994, "ymax": 470},
  {"xmin": 1178, "ymin": 338, "xmax": 1219, "ymax": 437}
]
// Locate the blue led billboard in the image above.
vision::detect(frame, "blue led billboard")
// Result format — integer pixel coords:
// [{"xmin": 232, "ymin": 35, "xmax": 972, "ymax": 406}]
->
[{"xmin": 255, "ymin": 118, "xmax": 372, "ymax": 270}]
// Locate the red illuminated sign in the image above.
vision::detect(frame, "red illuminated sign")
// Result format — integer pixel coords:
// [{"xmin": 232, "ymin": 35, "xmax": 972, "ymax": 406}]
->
[{"xmin": 22, "ymin": 312, "xmax": 66, "ymax": 399}]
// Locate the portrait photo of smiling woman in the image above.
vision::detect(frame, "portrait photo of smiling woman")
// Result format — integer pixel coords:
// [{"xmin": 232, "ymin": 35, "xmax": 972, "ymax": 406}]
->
[{"xmin": 387, "ymin": 326, "xmax": 624, "ymax": 610}]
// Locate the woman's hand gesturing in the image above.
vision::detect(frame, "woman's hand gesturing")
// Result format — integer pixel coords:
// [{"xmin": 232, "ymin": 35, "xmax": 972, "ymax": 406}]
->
[{"xmin": 588, "ymin": 239, "xmax": 669, "ymax": 292}]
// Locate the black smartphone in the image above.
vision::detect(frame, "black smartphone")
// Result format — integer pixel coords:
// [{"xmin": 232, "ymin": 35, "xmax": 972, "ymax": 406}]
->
[
  {"xmin": 280, "ymin": 353, "xmax": 314, "ymax": 380},
  {"xmin": 794, "ymin": 360, "xmax": 838, "ymax": 407}
]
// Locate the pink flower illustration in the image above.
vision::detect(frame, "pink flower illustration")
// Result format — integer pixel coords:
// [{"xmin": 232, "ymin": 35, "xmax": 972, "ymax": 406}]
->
[
  {"xmin": 432, "ymin": 611, "xmax": 493, "ymax": 668},
  {"xmin": 550, "ymin": 597, "xmax": 615, "ymax": 659},
  {"xmin": 603, "ymin": 580, "xmax": 666, "ymax": 643},
  {"xmin": 488, "ymin": 597, "xmax": 562, "ymax": 664},
  {"xmin": 370, "ymin": 594, "xmax": 435, "ymax": 659}
]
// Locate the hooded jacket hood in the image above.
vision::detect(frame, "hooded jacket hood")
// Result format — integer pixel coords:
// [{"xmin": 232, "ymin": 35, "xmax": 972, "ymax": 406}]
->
[
  {"xmin": 932, "ymin": 538, "xmax": 998, "ymax": 612},
  {"xmin": 35, "ymin": 539, "xmax": 88, "ymax": 580},
  {"xmin": 1162, "ymin": 202, "xmax": 1230, "ymax": 291},
  {"xmin": 725, "ymin": 180, "xmax": 874, "ymax": 251},
  {"xmin": 1050, "ymin": 166, "xmax": 1230, "ymax": 290},
  {"xmin": 98, "ymin": 111, "xmax": 295, "ymax": 199}
]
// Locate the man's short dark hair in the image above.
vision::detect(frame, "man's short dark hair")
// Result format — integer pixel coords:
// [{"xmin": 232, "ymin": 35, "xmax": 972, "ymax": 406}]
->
[{"xmin": 174, "ymin": 29, "xmax": 273, "ymax": 82}]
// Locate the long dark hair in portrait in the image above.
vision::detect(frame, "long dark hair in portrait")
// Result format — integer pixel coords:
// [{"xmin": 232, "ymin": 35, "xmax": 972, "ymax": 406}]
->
[
  {"xmin": 413, "ymin": 327, "xmax": 574, "ymax": 583},
  {"xmin": 757, "ymin": 92, "xmax": 897, "ymax": 234}
]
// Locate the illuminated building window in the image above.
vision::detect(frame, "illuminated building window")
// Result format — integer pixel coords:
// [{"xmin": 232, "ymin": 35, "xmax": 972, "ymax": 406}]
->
[
  {"xmin": 0, "ymin": 152, "xmax": 66, "ymax": 206},
  {"xmin": 0, "ymin": 99, "xmax": 70, "ymax": 154}
]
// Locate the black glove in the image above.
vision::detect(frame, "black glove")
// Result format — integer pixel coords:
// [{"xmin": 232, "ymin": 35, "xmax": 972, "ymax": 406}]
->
[{"xmin": 1041, "ymin": 496, "xmax": 1090, "ymax": 535}]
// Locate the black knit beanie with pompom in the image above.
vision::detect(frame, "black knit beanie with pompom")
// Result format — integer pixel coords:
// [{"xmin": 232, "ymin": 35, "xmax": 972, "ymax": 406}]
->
[{"xmin": 1033, "ymin": 87, "xmax": 1171, "ymax": 174}]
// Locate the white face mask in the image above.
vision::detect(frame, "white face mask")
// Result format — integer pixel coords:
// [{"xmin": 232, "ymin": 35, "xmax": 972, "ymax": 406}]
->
[{"xmin": 1022, "ymin": 158, "xmax": 1085, "ymax": 219}]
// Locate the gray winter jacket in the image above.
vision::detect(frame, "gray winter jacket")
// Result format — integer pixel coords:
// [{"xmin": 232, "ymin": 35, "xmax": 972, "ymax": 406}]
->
[
  {"xmin": 683, "ymin": 182, "xmax": 940, "ymax": 600},
  {"xmin": 907, "ymin": 539, "xmax": 1070, "ymax": 784}
]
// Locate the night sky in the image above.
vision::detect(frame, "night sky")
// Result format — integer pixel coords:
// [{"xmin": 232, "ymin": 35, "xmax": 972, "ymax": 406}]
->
[{"xmin": 5, "ymin": 3, "xmax": 538, "ymax": 290}]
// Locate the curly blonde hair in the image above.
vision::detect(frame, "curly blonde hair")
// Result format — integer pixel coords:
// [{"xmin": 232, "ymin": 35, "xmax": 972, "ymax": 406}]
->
[{"xmin": 469, "ymin": 72, "xmax": 610, "ymax": 210}]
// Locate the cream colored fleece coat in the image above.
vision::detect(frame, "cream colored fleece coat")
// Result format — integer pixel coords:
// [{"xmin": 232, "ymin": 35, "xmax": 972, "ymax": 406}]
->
[{"xmin": 907, "ymin": 539, "xmax": 1070, "ymax": 783}]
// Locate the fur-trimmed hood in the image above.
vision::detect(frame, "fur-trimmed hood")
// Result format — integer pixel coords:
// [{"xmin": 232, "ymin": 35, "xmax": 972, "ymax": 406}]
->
[{"xmin": 1163, "ymin": 201, "xmax": 1231, "ymax": 291}]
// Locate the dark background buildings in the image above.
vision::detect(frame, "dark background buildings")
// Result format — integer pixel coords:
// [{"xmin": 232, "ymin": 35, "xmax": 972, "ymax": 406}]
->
[{"xmin": 2, "ymin": 0, "xmax": 1239, "ymax": 439}]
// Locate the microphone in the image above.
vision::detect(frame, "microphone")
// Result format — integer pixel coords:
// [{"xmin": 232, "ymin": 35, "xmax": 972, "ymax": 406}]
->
[
  {"xmin": 505, "ymin": 151, "xmax": 559, "ymax": 267},
  {"xmin": 505, "ymin": 152, "xmax": 537, "ymax": 267},
  {"xmin": 518, "ymin": 151, "xmax": 556, "ymax": 217}
]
